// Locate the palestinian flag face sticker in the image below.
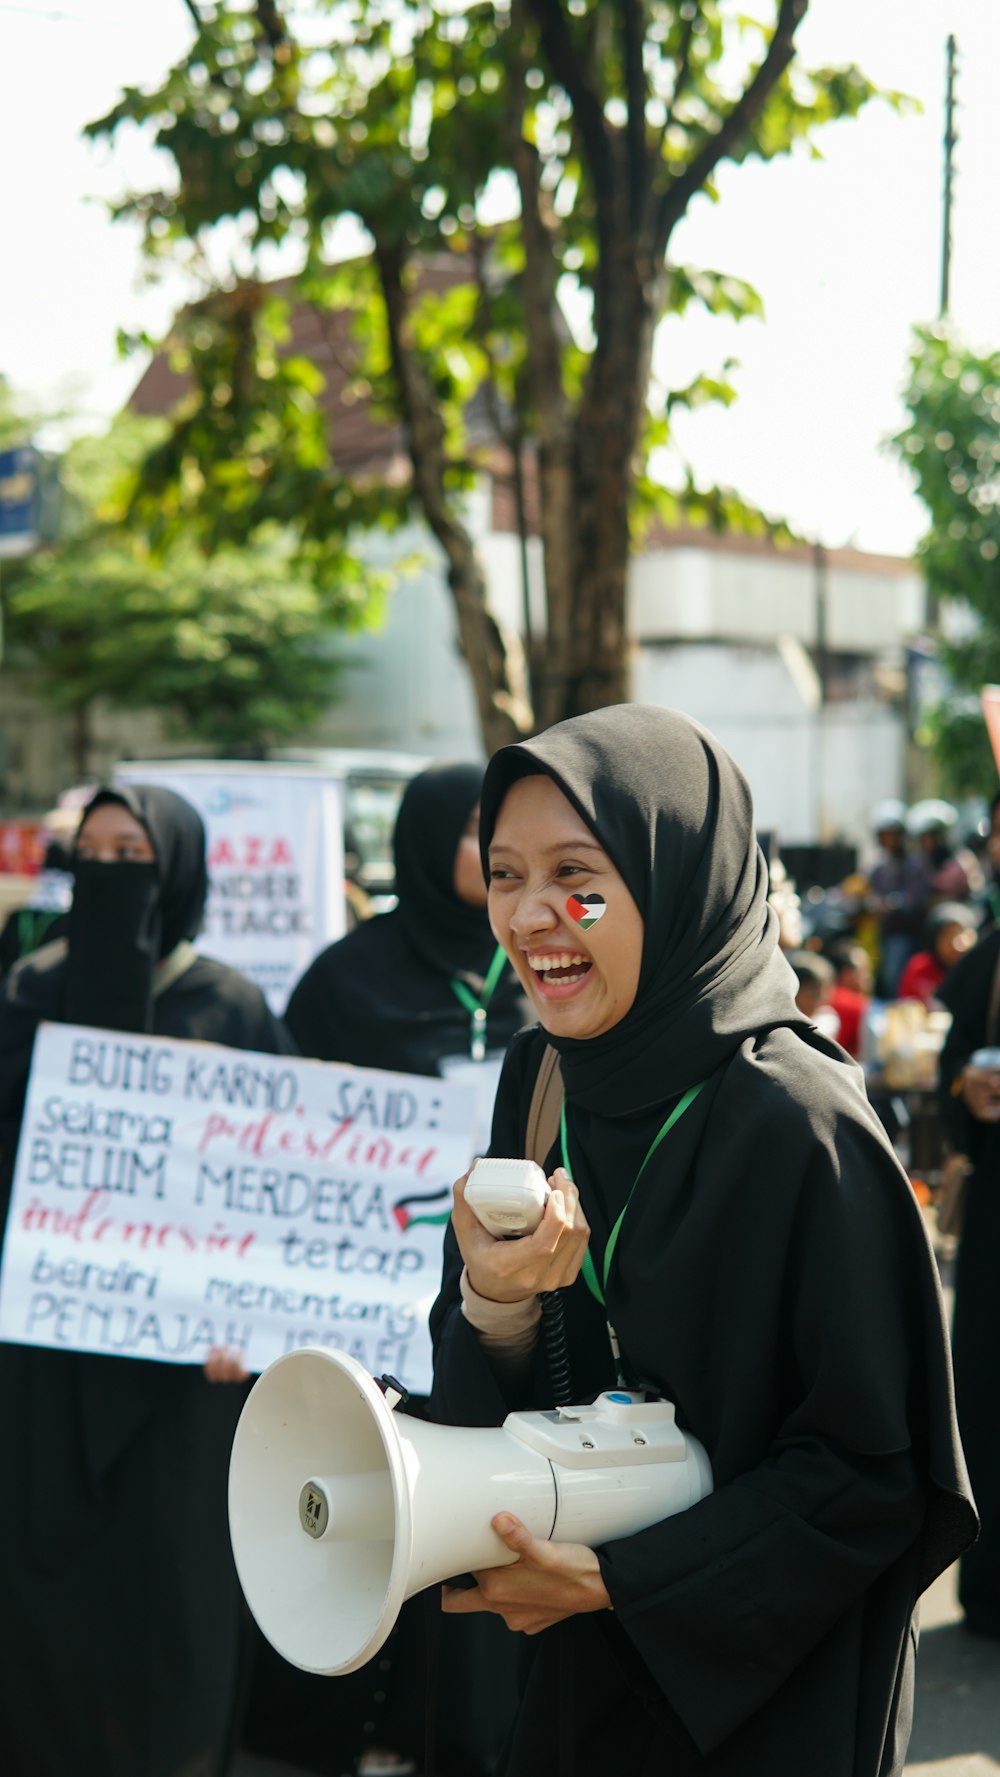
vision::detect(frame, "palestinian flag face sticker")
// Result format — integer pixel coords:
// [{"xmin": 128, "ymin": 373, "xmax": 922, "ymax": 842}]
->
[{"xmin": 566, "ymin": 893, "xmax": 607, "ymax": 931}]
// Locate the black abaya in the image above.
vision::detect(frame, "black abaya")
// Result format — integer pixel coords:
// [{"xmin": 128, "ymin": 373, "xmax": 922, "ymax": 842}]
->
[
  {"xmin": 429, "ymin": 706, "xmax": 975, "ymax": 1777},
  {"xmin": 0, "ymin": 786, "xmax": 294, "ymax": 1777},
  {"xmin": 260, "ymin": 764, "xmax": 528, "ymax": 1777},
  {"xmin": 937, "ymin": 926, "xmax": 1000, "ymax": 1632}
]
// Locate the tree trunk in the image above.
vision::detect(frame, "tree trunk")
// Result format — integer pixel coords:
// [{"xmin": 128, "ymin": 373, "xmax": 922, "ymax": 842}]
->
[
  {"xmin": 71, "ymin": 701, "xmax": 93, "ymax": 782},
  {"xmin": 531, "ymin": 152, "xmax": 661, "ymax": 726},
  {"xmin": 374, "ymin": 236, "xmax": 530, "ymax": 753}
]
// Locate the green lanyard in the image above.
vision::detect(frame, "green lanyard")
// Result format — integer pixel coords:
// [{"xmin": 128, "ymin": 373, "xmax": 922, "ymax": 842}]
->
[
  {"xmin": 17, "ymin": 908, "xmax": 58, "ymax": 956},
  {"xmin": 559, "ymin": 1080, "xmax": 706, "ymax": 1382},
  {"xmin": 449, "ymin": 944, "xmax": 509, "ymax": 1061}
]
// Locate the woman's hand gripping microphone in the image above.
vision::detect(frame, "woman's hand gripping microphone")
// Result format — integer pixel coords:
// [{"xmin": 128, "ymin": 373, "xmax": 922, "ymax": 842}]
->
[{"xmin": 452, "ymin": 1158, "xmax": 590, "ymax": 1304}]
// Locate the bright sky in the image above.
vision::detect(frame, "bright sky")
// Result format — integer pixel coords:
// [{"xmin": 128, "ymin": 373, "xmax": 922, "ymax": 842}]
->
[{"xmin": 0, "ymin": 0, "xmax": 997, "ymax": 556}]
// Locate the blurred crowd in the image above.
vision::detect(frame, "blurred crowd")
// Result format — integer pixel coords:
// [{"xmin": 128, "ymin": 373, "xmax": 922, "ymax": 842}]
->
[{"xmin": 769, "ymin": 793, "xmax": 1000, "ymax": 1068}]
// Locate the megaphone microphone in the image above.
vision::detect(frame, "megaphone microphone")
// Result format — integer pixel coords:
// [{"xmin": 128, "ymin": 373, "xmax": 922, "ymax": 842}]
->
[{"xmin": 229, "ymin": 1346, "xmax": 712, "ymax": 1677}]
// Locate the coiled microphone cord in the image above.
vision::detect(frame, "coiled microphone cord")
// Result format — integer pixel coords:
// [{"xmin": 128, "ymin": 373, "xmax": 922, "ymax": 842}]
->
[{"xmin": 541, "ymin": 1290, "xmax": 573, "ymax": 1405}]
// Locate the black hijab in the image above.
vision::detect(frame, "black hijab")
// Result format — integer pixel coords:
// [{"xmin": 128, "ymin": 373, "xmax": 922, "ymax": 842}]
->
[
  {"xmin": 480, "ymin": 704, "xmax": 810, "ymax": 1116},
  {"xmin": 393, "ymin": 762, "xmax": 493, "ymax": 978},
  {"xmin": 285, "ymin": 761, "xmax": 528, "ymax": 1075},
  {"xmin": 63, "ymin": 784, "xmax": 209, "ymax": 1034}
]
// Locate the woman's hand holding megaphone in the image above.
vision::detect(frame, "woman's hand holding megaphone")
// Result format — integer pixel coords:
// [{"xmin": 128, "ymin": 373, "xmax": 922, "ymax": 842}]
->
[
  {"xmin": 452, "ymin": 1166, "xmax": 591, "ymax": 1304},
  {"xmin": 442, "ymin": 1513, "xmax": 611, "ymax": 1634}
]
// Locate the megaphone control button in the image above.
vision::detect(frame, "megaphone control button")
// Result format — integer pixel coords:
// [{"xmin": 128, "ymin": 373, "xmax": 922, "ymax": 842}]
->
[{"xmin": 595, "ymin": 1391, "xmax": 672, "ymax": 1427}]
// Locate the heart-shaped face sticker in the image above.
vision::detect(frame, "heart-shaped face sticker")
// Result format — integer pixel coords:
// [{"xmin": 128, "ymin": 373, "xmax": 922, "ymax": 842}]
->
[{"xmin": 566, "ymin": 893, "xmax": 607, "ymax": 930}]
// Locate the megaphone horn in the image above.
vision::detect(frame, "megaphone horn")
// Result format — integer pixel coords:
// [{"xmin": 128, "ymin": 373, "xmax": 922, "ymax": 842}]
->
[{"xmin": 229, "ymin": 1347, "xmax": 712, "ymax": 1676}]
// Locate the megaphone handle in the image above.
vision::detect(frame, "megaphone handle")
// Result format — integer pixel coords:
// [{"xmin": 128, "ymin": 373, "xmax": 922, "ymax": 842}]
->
[
  {"xmin": 377, "ymin": 1373, "xmax": 410, "ymax": 1410},
  {"xmin": 441, "ymin": 1571, "xmax": 479, "ymax": 1590}
]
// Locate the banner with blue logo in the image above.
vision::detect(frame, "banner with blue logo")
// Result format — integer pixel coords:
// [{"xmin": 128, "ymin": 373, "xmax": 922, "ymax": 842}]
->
[{"xmin": 0, "ymin": 445, "xmax": 39, "ymax": 558}]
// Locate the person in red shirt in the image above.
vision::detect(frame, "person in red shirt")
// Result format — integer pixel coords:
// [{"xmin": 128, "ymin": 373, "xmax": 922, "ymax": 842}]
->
[
  {"xmin": 825, "ymin": 940, "xmax": 873, "ymax": 1058},
  {"xmin": 898, "ymin": 903, "xmax": 978, "ymax": 1008}
]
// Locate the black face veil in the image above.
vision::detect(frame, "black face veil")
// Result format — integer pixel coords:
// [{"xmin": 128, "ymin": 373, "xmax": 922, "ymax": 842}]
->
[
  {"xmin": 392, "ymin": 761, "xmax": 496, "ymax": 978},
  {"xmin": 63, "ymin": 784, "xmax": 209, "ymax": 1034},
  {"xmin": 479, "ymin": 704, "xmax": 808, "ymax": 1115}
]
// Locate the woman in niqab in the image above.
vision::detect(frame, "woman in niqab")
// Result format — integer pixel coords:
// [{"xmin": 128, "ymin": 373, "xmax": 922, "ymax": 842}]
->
[
  {"xmin": 250, "ymin": 764, "xmax": 527, "ymax": 1777},
  {"xmin": 430, "ymin": 706, "xmax": 976, "ymax": 1777},
  {"xmin": 0, "ymin": 783, "xmax": 293, "ymax": 1777},
  {"xmin": 286, "ymin": 760, "xmax": 528, "ymax": 1077},
  {"xmin": 936, "ymin": 927, "xmax": 1000, "ymax": 1634}
]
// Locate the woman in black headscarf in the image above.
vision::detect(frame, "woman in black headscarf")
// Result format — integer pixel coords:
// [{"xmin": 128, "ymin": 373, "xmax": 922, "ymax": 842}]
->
[
  {"xmin": 0, "ymin": 783, "xmax": 293, "ymax": 1777},
  {"xmin": 286, "ymin": 761, "xmax": 527, "ymax": 1077},
  {"xmin": 430, "ymin": 705, "xmax": 976, "ymax": 1777}
]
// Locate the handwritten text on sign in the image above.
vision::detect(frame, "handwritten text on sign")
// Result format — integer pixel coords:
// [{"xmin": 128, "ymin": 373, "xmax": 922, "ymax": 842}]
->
[{"xmin": 0, "ymin": 1024, "xmax": 479, "ymax": 1393}]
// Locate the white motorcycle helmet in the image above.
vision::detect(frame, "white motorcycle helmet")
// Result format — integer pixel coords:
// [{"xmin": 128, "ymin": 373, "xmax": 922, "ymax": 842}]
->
[
  {"xmin": 870, "ymin": 799, "xmax": 907, "ymax": 835},
  {"xmin": 906, "ymin": 799, "xmax": 958, "ymax": 838}
]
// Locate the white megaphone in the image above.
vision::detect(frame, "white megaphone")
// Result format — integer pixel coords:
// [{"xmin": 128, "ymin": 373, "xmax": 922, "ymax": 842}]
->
[{"xmin": 229, "ymin": 1346, "xmax": 712, "ymax": 1677}]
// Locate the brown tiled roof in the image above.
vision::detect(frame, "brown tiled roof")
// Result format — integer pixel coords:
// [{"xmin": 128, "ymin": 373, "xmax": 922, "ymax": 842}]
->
[{"xmin": 488, "ymin": 456, "xmax": 914, "ymax": 575}]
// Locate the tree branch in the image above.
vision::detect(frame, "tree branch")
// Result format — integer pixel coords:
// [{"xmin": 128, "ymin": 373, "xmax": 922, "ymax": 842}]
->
[
  {"xmin": 254, "ymin": 0, "xmax": 289, "ymax": 53},
  {"xmin": 663, "ymin": 11, "xmax": 698, "ymax": 137},
  {"xmin": 372, "ymin": 234, "xmax": 531, "ymax": 743},
  {"xmin": 654, "ymin": 0, "xmax": 808, "ymax": 246},
  {"xmin": 622, "ymin": 0, "xmax": 648, "ymax": 230},
  {"xmin": 525, "ymin": 0, "xmax": 613, "ymax": 196},
  {"xmin": 506, "ymin": 10, "xmax": 572, "ymax": 440}
]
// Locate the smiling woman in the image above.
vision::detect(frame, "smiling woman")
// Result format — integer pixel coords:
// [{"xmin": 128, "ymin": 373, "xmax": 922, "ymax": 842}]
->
[{"xmin": 429, "ymin": 704, "xmax": 977, "ymax": 1777}]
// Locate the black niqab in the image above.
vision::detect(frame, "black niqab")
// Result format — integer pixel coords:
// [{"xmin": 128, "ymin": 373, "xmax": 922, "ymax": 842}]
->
[
  {"xmin": 394, "ymin": 762, "xmax": 491, "ymax": 978},
  {"xmin": 102, "ymin": 783, "xmax": 209, "ymax": 953},
  {"xmin": 62, "ymin": 784, "xmax": 209, "ymax": 1035},
  {"xmin": 285, "ymin": 761, "xmax": 528, "ymax": 1076},
  {"xmin": 480, "ymin": 704, "xmax": 810, "ymax": 1114}
]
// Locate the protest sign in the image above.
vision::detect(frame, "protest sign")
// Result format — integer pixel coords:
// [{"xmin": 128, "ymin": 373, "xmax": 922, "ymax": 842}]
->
[
  {"xmin": 115, "ymin": 762, "xmax": 347, "ymax": 1011},
  {"xmin": 0, "ymin": 1024, "xmax": 480, "ymax": 1394}
]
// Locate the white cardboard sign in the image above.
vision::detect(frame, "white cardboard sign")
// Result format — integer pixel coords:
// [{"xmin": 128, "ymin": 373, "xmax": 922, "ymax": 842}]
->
[{"xmin": 0, "ymin": 1024, "xmax": 479, "ymax": 1394}]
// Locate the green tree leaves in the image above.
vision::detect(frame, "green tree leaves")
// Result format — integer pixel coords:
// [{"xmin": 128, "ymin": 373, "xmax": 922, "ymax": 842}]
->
[
  {"xmin": 4, "ymin": 414, "xmax": 387, "ymax": 759},
  {"xmin": 894, "ymin": 324, "xmax": 1000, "ymax": 797}
]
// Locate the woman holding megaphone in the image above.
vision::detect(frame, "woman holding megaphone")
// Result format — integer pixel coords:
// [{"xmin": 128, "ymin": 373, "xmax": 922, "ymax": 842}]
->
[{"xmin": 430, "ymin": 705, "xmax": 975, "ymax": 1777}]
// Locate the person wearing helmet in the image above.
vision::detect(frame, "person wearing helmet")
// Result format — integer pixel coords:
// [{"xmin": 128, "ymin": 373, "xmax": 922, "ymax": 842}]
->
[
  {"xmin": 908, "ymin": 799, "xmax": 985, "ymax": 909},
  {"xmin": 867, "ymin": 801, "xmax": 927, "ymax": 998}
]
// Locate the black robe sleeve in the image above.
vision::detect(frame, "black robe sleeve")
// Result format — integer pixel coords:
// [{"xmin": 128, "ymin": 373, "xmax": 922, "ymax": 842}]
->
[
  {"xmin": 937, "ymin": 926, "xmax": 1000, "ymax": 1153},
  {"xmin": 284, "ymin": 945, "xmax": 343, "ymax": 1061},
  {"xmin": 593, "ymin": 1110, "xmax": 934, "ymax": 1754}
]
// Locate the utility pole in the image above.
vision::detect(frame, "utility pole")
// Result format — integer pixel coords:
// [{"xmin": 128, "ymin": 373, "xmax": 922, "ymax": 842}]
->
[{"xmin": 940, "ymin": 34, "xmax": 958, "ymax": 318}]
